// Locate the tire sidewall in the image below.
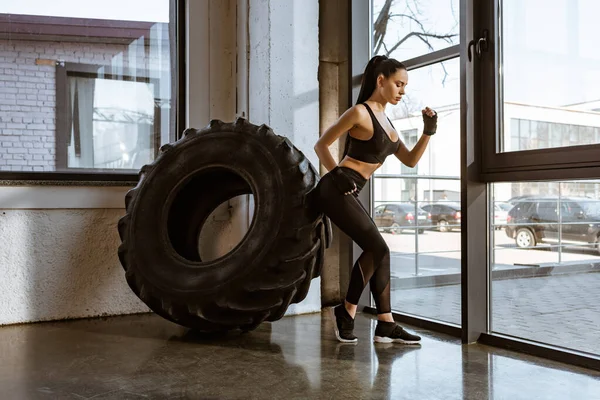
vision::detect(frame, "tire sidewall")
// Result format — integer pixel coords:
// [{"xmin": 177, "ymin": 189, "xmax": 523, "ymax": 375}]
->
[
  {"xmin": 516, "ymin": 228, "xmax": 534, "ymax": 248},
  {"xmin": 126, "ymin": 131, "xmax": 285, "ymax": 295}
]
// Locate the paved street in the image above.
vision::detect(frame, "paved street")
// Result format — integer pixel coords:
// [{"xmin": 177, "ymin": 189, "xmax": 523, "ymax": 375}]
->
[
  {"xmin": 391, "ymin": 273, "xmax": 600, "ymax": 356},
  {"xmin": 385, "ymin": 229, "xmax": 600, "ymax": 279},
  {"xmin": 381, "ymin": 230, "xmax": 600, "ymax": 356}
]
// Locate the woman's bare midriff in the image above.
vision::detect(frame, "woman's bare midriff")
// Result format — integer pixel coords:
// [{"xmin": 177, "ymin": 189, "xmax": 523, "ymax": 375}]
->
[{"xmin": 338, "ymin": 156, "xmax": 380, "ymax": 180}]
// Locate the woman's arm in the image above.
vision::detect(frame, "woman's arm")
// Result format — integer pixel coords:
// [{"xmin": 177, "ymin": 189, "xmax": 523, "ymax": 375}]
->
[
  {"xmin": 314, "ymin": 106, "xmax": 362, "ymax": 172},
  {"xmin": 394, "ymin": 134, "xmax": 431, "ymax": 168},
  {"xmin": 394, "ymin": 107, "xmax": 437, "ymax": 168}
]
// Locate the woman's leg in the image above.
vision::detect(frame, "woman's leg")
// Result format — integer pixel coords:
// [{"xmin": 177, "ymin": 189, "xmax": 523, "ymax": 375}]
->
[
  {"xmin": 337, "ymin": 199, "xmax": 421, "ymax": 344},
  {"xmin": 314, "ymin": 173, "xmax": 392, "ymax": 315},
  {"xmin": 313, "ymin": 171, "xmax": 421, "ymax": 344},
  {"xmin": 344, "ymin": 198, "xmax": 392, "ymax": 318}
]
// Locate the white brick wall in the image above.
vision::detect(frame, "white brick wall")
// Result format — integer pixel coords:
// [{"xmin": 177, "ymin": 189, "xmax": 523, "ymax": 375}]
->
[{"xmin": 0, "ymin": 39, "xmax": 169, "ymax": 172}]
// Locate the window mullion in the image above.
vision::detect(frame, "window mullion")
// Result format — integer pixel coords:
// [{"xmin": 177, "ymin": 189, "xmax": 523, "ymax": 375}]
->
[{"xmin": 403, "ymin": 45, "xmax": 460, "ymax": 70}]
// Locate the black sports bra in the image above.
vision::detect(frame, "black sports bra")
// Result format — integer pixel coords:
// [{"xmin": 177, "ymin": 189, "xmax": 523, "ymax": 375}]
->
[{"xmin": 345, "ymin": 103, "xmax": 401, "ymax": 164}]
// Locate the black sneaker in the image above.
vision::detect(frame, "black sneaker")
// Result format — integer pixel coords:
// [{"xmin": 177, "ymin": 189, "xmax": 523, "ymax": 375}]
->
[
  {"xmin": 329, "ymin": 305, "xmax": 358, "ymax": 343},
  {"xmin": 374, "ymin": 321, "xmax": 421, "ymax": 344}
]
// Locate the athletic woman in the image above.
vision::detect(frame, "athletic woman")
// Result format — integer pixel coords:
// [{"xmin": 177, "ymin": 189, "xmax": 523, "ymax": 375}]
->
[{"xmin": 312, "ymin": 55, "xmax": 438, "ymax": 344}]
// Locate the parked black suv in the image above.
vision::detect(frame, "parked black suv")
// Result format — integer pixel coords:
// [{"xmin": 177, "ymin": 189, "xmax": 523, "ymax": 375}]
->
[
  {"xmin": 505, "ymin": 196, "xmax": 600, "ymax": 253},
  {"xmin": 374, "ymin": 203, "xmax": 431, "ymax": 234}
]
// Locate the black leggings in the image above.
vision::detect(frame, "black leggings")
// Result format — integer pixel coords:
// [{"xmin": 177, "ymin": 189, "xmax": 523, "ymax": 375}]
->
[{"xmin": 312, "ymin": 166, "xmax": 391, "ymax": 314}]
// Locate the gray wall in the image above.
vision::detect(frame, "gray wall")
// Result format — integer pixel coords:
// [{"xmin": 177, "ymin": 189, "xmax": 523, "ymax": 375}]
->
[
  {"xmin": 0, "ymin": 188, "xmax": 149, "ymax": 325},
  {"xmin": 248, "ymin": 0, "xmax": 321, "ymax": 314},
  {"xmin": 0, "ymin": 0, "xmax": 323, "ymax": 326}
]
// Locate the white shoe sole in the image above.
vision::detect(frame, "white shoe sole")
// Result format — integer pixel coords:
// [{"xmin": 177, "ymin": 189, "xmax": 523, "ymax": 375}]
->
[
  {"xmin": 328, "ymin": 307, "xmax": 358, "ymax": 343},
  {"xmin": 373, "ymin": 336, "xmax": 421, "ymax": 345}
]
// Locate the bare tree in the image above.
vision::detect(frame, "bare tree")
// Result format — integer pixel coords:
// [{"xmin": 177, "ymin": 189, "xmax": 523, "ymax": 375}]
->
[
  {"xmin": 373, "ymin": 0, "xmax": 459, "ymax": 119},
  {"xmin": 374, "ymin": 0, "xmax": 458, "ymax": 58}
]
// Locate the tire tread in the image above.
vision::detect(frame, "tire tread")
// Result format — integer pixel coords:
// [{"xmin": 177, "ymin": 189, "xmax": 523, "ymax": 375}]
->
[{"xmin": 117, "ymin": 118, "xmax": 330, "ymax": 332}]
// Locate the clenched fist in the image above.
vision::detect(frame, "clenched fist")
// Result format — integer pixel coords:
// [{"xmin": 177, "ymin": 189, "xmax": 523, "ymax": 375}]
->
[{"xmin": 422, "ymin": 107, "xmax": 437, "ymax": 136}]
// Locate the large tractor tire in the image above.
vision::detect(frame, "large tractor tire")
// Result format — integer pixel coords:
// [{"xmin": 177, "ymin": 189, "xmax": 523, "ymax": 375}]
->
[{"xmin": 117, "ymin": 117, "xmax": 332, "ymax": 333}]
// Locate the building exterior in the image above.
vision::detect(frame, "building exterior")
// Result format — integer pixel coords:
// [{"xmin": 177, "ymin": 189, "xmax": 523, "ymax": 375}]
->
[
  {"xmin": 373, "ymin": 102, "xmax": 600, "ymax": 207},
  {"xmin": 0, "ymin": 13, "xmax": 171, "ymax": 173}
]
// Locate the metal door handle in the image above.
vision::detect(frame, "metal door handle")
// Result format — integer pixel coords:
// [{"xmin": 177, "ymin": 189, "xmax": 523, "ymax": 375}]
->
[{"xmin": 468, "ymin": 29, "xmax": 489, "ymax": 62}]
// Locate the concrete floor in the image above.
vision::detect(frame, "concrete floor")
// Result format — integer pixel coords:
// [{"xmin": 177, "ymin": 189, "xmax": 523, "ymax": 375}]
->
[{"xmin": 1, "ymin": 312, "xmax": 599, "ymax": 400}]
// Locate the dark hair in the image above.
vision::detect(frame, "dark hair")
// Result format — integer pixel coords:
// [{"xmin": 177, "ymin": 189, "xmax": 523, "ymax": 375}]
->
[{"xmin": 342, "ymin": 55, "xmax": 406, "ymax": 158}]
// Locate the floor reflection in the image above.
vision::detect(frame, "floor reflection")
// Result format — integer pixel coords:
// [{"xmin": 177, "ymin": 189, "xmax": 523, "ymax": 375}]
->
[{"xmin": 0, "ymin": 311, "xmax": 598, "ymax": 399}]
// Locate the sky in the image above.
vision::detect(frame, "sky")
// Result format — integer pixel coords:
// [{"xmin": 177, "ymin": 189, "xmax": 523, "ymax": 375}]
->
[
  {"xmin": 370, "ymin": 0, "xmax": 460, "ymax": 118},
  {"xmin": 372, "ymin": 0, "xmax": 460, "ymax": 62},
  {"xmin": 372, "ymin": 0, "xmax": 600, "ymax": 113},
  {"xmin": 1, "ymin": 0, "xmax": 169, "ymax": 22},
  {"xmin": 502, "ymin": 0, "xmax": 600, "ymax": 108}
]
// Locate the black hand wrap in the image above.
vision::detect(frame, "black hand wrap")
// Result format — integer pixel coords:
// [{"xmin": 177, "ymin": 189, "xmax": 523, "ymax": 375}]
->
[
  {"xmin": 423, "ymin": 111, "xmax": 437, "ymax": 136},
  {"xmin": 331, "ymin": 167, "xmax": 356, "ymax": 195}
]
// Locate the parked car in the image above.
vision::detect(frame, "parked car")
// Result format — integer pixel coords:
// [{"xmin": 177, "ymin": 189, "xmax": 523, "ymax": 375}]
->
[
  {"xmin": 421, "ymin": 202, "xmax": 461, "ymax": 232},
  {"xmin": 493, "ymin": 203, "xmax": 510, "ymax": 229},
  {"xmin": 374, "ymin": 203, "xmax": 431, "ymax": 234},
  {"xmin": 505, "ymin": 196, "xmax": 600, "ymax": 253},
  {"xmin": 497, "ymin": 202, "xmax": 514, "ymax": 212}
]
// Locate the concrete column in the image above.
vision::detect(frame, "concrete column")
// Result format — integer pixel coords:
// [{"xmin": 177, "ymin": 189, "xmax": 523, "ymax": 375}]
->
[
  {"xmin": 186, "ymin": 0, "xmax": 323, "ymax": 314},
  {"xmin": 187, "ymin": 0, "xmax": 250, "ymax": 261},
  {"xmin": 318, "ymin": 0, "xmax": 352, "ymax": 306},
  {"xmin": 248, "ymin": 0, "xmax": 322, "ymax": 314}
]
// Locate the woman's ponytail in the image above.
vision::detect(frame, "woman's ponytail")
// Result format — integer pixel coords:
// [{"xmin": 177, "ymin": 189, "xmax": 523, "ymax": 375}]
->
[{"xmin": 356, "ymin": 55, "xmax": 388, "ymax": 105}]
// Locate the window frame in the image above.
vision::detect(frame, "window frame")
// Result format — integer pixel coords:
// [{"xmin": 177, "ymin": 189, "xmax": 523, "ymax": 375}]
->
[
  {"xmin": 0, "ymin": 0, "xmax": 184, "ymax": 184},
  {"xmin": 351, "ymin": 0, "xmax": 464, "ymax": 337},
  {"xmin": 478, "ymin": 0, "xmax": 600, "ymax": 182},
  {"xmin": 55, "ymin": 62, "xmax": 165, "ymax": 174},
  {"xmin": 476, "ymin": 0, "xmax": 600, "ymax": 370},
  {"xmin": 353, "ymin": 0, "xmax": 600, "ymax": 369}
]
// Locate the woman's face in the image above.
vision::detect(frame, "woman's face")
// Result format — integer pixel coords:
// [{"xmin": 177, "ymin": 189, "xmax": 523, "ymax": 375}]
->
[{"xmin": 377, "ymin": 69, "xmax": 408, "ymax": 106}]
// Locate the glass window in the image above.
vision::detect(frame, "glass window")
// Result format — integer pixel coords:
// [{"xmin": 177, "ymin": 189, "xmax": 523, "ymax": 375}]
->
[
  {"xmin": 373, "ymin": 175, "xmax": 461, "ymax": 325},
  {"xmin": 372, "ymin": 0, "xmax": 459, "ymax": 61},
  {"xmin": 491, "ymin": 180, "xmax": 600, "ymax": 355},
  {"xmin": 581, "ymin": 199, "xmax": 600, "ymax": 216},
  {"xmin": 536, "ymin": 200, "xmax": 558, "ymax": 221},
  {"xmin": 377, "ymin": 57, "xmax": 461, "ymax": 179},
  {"xmin": 0, "ymin": 1, "xmax": 175, "ymax": 175},
  {"xmin": 369, "ymin": 38, "xmax": 460, "ymax": 323},
  {"xmin": 505, "ymin": 118, "xmax": 600, "ymax": 152},
  {"xmin": 400, "ymin": 128, "xmax": 418, "ymax": 175},
  {"xmin": 58, "ymin": 65, "xmax": 164, "ymax": 170},
  {"xmin": 500, "ymin": 0, "xmax": 600, "ymax": 153}
]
